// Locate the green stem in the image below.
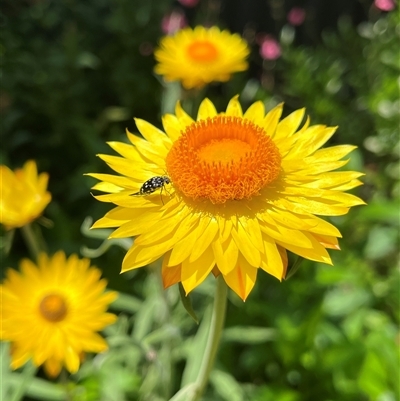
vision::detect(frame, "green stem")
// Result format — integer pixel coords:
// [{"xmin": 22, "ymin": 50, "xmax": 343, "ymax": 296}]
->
[
  {"xmin": 9, "ymin": 362, "xmax": 37, "ymax": 401},
  {"xmin": 21, "ymin": 223, "xmax": 42, "ymax": 260},
  {"xmin": 193, "ymin": 275, "xmax": 228, "ymax": 401}
]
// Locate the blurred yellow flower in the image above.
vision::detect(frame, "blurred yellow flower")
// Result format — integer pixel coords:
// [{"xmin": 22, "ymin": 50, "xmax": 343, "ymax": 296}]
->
[
  {"xmin": 0, "ymin": 160, "xmax": 51, "ymax": 229},
  {"xmin": 0, "ymin": 251, "xmax": 118, "ymax": 377},
  {"xmin": 90, "ymin": 96, "xmax": 365, "ymax": 300},
  {"xmin": 154, "ymin": 26, "xmax": 249, "ymax": 89}
]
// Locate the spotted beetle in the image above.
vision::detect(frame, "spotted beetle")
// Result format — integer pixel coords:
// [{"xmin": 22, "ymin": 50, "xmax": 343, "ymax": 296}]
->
[{"xmin": 132, "ymin": 176, "xmax": 171, "ymax": 196}]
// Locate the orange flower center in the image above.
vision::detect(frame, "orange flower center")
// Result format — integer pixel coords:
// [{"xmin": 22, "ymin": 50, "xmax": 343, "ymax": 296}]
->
[
  {"xmin": 186, "ymin": 40, "xmax": 219, "ymax": 62},
  {"xmin": 39, "ymin": 293, "xmax": 68, "ymax": 322},
  {"xmin": 166, "ymin": 116, "xmax": 281, "ymax": 204}
]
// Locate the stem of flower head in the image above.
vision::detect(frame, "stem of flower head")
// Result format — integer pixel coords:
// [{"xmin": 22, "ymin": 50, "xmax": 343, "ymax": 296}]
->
[
  {"xmin": 192, "ymin": 275, "xmax": 228, "ymax": 400},
  {"xmin": 9, "ymin": 362, "xmax": 37, "ymax": 401},
  {"xmin": 21, "ymin": 223, "xmax": 43, "ymax": 261}
]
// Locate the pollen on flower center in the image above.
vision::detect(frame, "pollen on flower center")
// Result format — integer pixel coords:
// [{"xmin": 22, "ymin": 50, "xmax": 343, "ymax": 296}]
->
[
  {"xmin": 186, "ymin": 40, "xmax": 219, "ymax": 62},
  {"xmin": 166, "ymin": 116, "xmax": 282, "ymax": 204},
  {"xmin": 39, "ymin": 293, "xmax": 68, "ymax": 322}
]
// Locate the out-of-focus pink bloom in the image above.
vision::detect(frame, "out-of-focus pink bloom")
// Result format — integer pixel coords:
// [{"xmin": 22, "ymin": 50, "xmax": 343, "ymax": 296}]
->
[
  {"xmin": 260, "ymin": 36, "xmax": 281, "ymax": 60},
  {"xmin": 161, "ymin": 10, "xmax": 188, "ymax": 35},
  {"xmin": 374, "ymin": 0, "xmax": 396, "ymax": 11},
  {"xmin": 178, "ymin": 0, "xmax": 200, "ymax": 7},
  {"xmin": 287, "ymin": 7, "xmax": 306, "ymax": 26}
]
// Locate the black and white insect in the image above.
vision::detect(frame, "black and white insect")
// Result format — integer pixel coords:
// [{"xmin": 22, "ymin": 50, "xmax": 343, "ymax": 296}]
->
[{"xmin": 132, "ymin": 176, "xmax": 171, "ymax": 197}]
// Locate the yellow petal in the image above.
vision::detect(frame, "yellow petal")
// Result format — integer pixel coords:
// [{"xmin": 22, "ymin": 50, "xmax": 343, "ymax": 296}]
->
[
  {"xmin": 311, "ymin": 145, "xmax": 357, "ymax": 161},
  {"xmin": 88, "ymin": 173, "xmax": 140, "ymax": 189},
  {"xmin": 92, "ymin": 182, "xmax": 125, "ymax": 193},
  {"xmin": 197, "ymin": 98, "xmax": 217, "ymax": 120},
  {"xmin": 44, "ymin": 358, "xmax": 63, "ymax": 377},
  {"xmin": 265, "ymin": 208, "xmax": 315, "ymax": 231},
  {"xmin": 223, "ymin": 254, "xmax": 257, "ymax": 301},
  {"xmin": 299, "ymin": 214, "xmax": 342, "ymax": 237},
  {"xmin": 301, "ymin": 171, "xmax": 364, "ymax": 189},
  {"xmin": 10, "ymin": 347, "xmax": 31, "ymax": 370},
  {"xmin": 231, "ymin": 224, "xmax": 260, "ymax": 267},
  {"xmin": 121, "ymin": 213, "xmax": 195, "ymax": 270},
  {"xmin": 293, "ymin": 160, "xmax": 350, "ymax": 175},
  {"xmin": 163, "ymin": 218, "xmax": 201, "ymax": 265},
  {"xmin": 109, "ymin": 212, "xmax": 161, "ymax": 238},
  {"xmin": 212, "ymin": 237, "xmax": 239, "ymax": 275},
  {"xmin": 162, "ymin": 251, "xmax": 182, "ymax": 288},
  {"xmin": 175, "ymin": 101, "xmax": 195, "ymax": 127},
  {"xmin": 168, "ymin": 228, "xmax": 198, "ymax": 265},
  {"xmin": 263, "ymin": 103, "xmax": 283, "ymax": 137},
  {"xmin": 238, "ymin": 216, "xmax": 264, "ymax": 252},
  {"xmin": 313, "ymin": 233, "xmax": 340, "ymax": 250},
  {"xmin": 277, "ymin": 232, "xmax": 333, "ymax": 264},
  {"xmin": 65, "ymin": 347, "xmax": 80, "ymax": 374},
  {"xmin": 122, "ymin": 239, "xmax": 175, "ymax": 270},
  {"xmin": 286, "ymin": 126, "xmax": 336, "ymax": 159},
  {"xmin": 321, "ymin": 191, "xmax": 366, "ymax": 207},
  {"xmin": 274, "ymin": 108, "xmax": 305, "ymax": 141},
  {"xmin": 181, "ymin": 248, "xmax": 215, "ymax": 294},
  {"xmin": 162, "ymin": 114, "xmax": 182, "ymax": 142},
  {"xmin": 134, "ymin": 205, "xmax": 189, "ymax": 246},
  {"xmin": 217, "ymin": 215, "xmax": 233, "ymax": 243},
  {"xmin": 107, "ymin": 140, "xmax": 144, "ymax": 161},
  {"xmin": 134, "ymin": 118, "xmax": 171, "ymax": 148},
  {"xmin": 97, "ymin": 154, "xmax": 153, "ymax": 178},
  {"xmin": 243, "ymin": 101, "xmax": 265, "ymax": 125},
  {"xmin": 334, "ymin": 179, "xmax": 364, "ymax": 191},
  {"xmin": 225, "ymin": 95, "xmax": 243, "ymax": 117},
  {"xmin": 126, "ymin": 131, "xmax": 167, "ymax": 166},
  {"xmin": 260, "ymin": 235, "xmax": 285, "ymax": 280},
  {"xmin": 189, "ymin": 217, "xmax": 218, "ymax": 262},
  {"xmin": 259, "ymin": 217, "xmax": 314, "ymax": 248},
  {"xmin": 270, "ymin": 196, "xmax": 350, "ymax": 216}
]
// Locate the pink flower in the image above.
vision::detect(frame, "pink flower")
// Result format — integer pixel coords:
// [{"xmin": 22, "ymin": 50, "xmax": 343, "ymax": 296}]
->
[
  {"xmin": 287, "ymin": 7, "xmax": 306, "ymax": 26},
  {"xmin": 178, "ymin": 0, "xmax": 200, "ymax": 7},
  {"xmin": 161, "ymin": 10, "xmax": 188, "ymax": 35},
  {"xmin": 374, "ymin": 0, "xmax": 396, "ymax": 11},
  {"xmin": 260, "ymin": 36, "xmax": 281, "ymax": 60}
]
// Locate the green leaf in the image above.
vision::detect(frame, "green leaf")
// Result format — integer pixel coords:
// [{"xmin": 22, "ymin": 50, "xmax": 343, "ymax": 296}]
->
[
  {"xmin": 323, "ymin": 287, "xmax": 371, "ymax": 317},
  {"xmin": 168, "ymin": 383, "xmax": 197, "ymax": 401},
  {"xmin": 285, "ymin": 256, "xmax": 304, "ymax": 280},
  {"xmin": 364, "ymin": 226, "xmax": 398, "ymax": 260},
  {"xmin": 222, "ymin": 326, "xmax": 277, "ymax": 344},
  {"xmin": 181, "ymin": 307, "xmax": 211, "ymax": 386},
  {"xmin": 209, "ymin": 369, "xmax": 244, "ymax": 401},
  {"xmin": 7, "ymin": 374, "xmax": 66, "ymax": 401},
  {"xmin": 358, "ymin": 201, "xmax": 400, "ymax": 225},
  {"xmin": 179, "ymin": 283, "xmax": 199, "ymax": 324},
  {"xmin": 357, "ymin": 351, "xmax": 388, "ymax": 399}
]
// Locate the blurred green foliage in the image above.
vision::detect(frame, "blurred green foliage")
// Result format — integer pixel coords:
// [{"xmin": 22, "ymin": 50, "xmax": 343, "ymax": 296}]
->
[{"xmin": 1, "ymin": 1, "xmax": 399, "ymax": 401}]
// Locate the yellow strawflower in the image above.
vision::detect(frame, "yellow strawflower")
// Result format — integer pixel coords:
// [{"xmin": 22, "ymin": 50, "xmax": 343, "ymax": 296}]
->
[
  {"xmin": 90, "ymin": 96, "xmax": 365, "ymax": 300},
  {"xmin": 0, "ymin": 160, "xmax": 51, "ymax": 229},
  {"xmin": 154, "ymin": 26, "xmax": 249, "ymax": 89},
  {"xmin": 0, "ymin": 251, "xmax": 118, "ymax": 377}
]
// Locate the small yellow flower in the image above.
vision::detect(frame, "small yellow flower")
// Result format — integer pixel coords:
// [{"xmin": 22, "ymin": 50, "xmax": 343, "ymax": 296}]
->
[
  {"xmin": 0, "ymin": 160, "xmax": 51, "ymax": 229},
  {"xmin": 90, "ymin": 96, "xmax": 365, "ymax": 300},
  {"xmin": 0, "ymin": 251, "xmax": 118, "ymax": 377},
  {"xmin": 154, "ymin": 26, "xmax": 250, "ymax": 89}
]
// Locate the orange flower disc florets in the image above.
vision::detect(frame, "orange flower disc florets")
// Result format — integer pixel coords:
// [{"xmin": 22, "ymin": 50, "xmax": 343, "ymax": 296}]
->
[
  {"xmin": 186, "ymin": 41, "xmax": 219, "ymax": 62},
  {"xmin": 166, "ymin": 116, "xmax": 282, "ymax": 204},
  {"xmin": 39, "ymin": 293, "xmax": 68, "ymax": 322}
]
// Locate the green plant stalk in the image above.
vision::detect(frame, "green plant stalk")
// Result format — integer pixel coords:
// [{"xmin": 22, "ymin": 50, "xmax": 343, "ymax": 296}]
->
[
  {"xmin": 21, "ymin": 223, "xmax": 42, "ymax": 261},
  {"xmin": 9, "ymin": 362, "xmax": 37, "ymax": 401},
  {"xmin": 193, "ymin": 275, "xmax": 228, "ymax": 401}
]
